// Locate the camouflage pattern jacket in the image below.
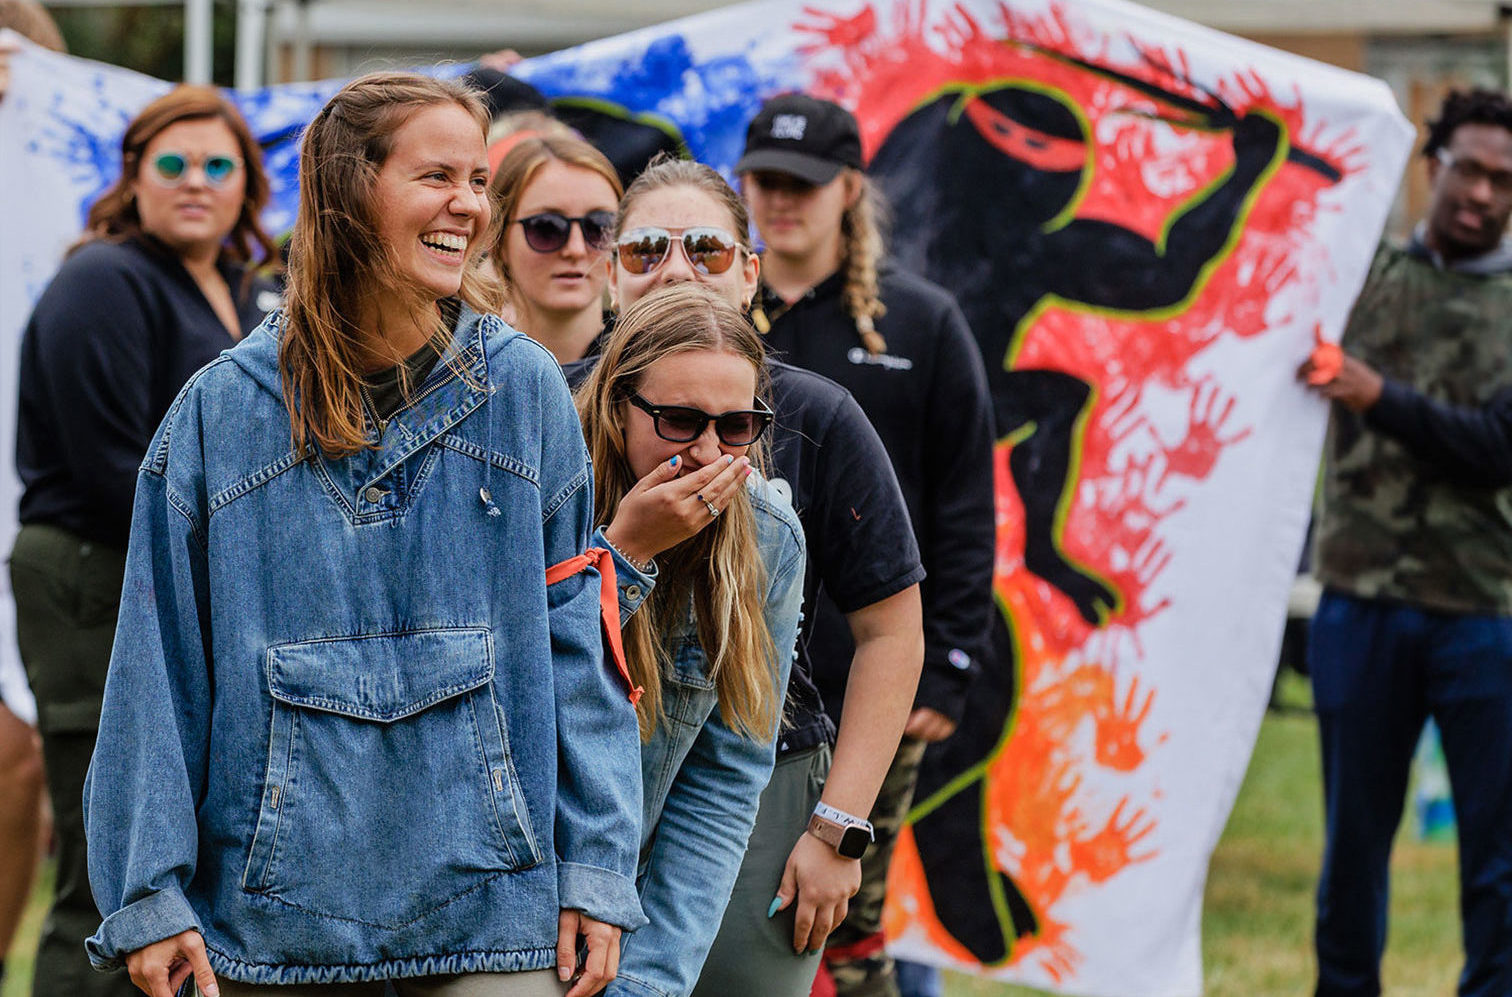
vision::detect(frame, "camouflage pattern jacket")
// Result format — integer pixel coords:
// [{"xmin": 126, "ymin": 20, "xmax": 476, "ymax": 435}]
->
[{"xmin": 1316, "ymin": 236, "xmax": 1512, "ymax": 615}]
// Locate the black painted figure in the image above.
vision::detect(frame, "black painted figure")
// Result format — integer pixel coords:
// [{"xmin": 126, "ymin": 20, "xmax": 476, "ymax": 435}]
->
[{"xmin": 869, "ymin": 80, "xmax": 1288, "ymax": 964}]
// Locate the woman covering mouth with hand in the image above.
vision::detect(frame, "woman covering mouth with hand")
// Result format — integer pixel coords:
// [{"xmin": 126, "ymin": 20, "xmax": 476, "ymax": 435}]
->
[
  {"xmin": 577, "ymin": 282, "xmax": 806, "ymax": 997},
  {"xmin": 567, "ymin": 156, "xmax": 924, "ymax": 997},
  {"xmin": 82, "ymin": 72, "xmax": 645, "ymax": 997}
]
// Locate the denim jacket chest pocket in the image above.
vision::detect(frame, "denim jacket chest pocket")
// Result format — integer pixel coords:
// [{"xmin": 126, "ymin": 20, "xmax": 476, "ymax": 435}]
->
[
  {"xmin": 242, "ymin": 626, "xmax": 542, "ymax": 929},
  {"xmin": 662, "ymin": 622, "xmax": 717, "ymax": 730}
]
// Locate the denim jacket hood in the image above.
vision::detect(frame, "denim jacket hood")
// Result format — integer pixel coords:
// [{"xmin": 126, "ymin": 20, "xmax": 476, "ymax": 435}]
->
[{"xmin": 84, "ymin": 305, "xmax": 646, "ymax": 985}]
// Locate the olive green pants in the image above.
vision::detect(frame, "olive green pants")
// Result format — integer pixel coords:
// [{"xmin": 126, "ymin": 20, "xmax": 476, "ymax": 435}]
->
[{"xmin": 9, "ymin": 524, "xmax": 135, "ymax": 997}]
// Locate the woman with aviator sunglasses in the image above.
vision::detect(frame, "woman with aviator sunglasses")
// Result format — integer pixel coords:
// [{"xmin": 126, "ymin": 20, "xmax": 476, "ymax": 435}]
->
[
  {"xmin": 565, "ymin": 156, "xmax": 924, "ymax": 997},
  {"xmin": 489, "ymin": 134, "xmax": 622, "ymax": 363},
  {"xmin": 577, "ymin": 283, "xmax": 804, "ymax": 997},
  {"xmin": 11, "ymin": 84, "xmax": 277, "ymax": 997}
]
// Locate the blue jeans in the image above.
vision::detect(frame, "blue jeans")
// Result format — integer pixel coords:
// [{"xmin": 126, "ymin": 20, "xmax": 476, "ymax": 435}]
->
[
  {"xmin": 1309, "ymin": 591, "xmax": 1512, "ymax": 996},
  {"xmin": 895, "ymin": 960, "xmax": 942, "ymax": 997}
]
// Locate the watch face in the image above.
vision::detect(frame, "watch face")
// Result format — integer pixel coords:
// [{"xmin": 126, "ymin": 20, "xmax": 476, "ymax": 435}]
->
[{"xmin": 838, "ymin": 825, "xmax": 870, "ymax": 859}]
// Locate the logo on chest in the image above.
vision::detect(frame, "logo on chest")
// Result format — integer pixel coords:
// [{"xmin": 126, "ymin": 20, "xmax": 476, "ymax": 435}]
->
[{"xmin": 847, "ymin": 347, "xmax": 913, "ymax": 371}]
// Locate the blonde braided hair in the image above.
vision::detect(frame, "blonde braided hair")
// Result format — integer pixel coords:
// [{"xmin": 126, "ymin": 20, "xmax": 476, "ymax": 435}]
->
[{"xmin": 839, "ymin": 171, "xmax": 889, "ymax": 354}]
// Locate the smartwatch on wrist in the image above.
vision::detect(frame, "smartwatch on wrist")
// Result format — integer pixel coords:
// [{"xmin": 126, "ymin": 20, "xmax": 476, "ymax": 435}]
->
[{"xmin": 806, "ymin": 803, "xmax": 874, "ymax": 859}]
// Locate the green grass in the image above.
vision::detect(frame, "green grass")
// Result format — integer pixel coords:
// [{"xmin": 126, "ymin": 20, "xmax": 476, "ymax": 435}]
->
[
  {"xmin": 3, "ymin": 681, "xmax": 1460, "ymax": 996},
  {"xmin": 2, "ymin": 860, "xmax": 49, "ymax": 997}
]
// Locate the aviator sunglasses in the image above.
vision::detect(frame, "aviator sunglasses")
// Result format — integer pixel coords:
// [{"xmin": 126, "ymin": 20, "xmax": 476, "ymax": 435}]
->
[
  {"xmin": 615, "ymin": 226, "xmax": 743, "ymax": 276},
  {"xmin": 629, "ymin": 393, "xmax": 774, "ymax": 447},
  {"xmin": 147, "ymin": 151, "xmax": 243, "ymax": 188},
  {"xmin": 516, "ymin": 211, "xmax": 616, "ymax": 253}
]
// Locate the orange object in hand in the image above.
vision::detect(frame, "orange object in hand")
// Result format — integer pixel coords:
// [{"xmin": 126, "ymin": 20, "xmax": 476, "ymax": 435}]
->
[{"xmin": 1308, "ymin": 325, "xmax": 1343, "ymax": 385}]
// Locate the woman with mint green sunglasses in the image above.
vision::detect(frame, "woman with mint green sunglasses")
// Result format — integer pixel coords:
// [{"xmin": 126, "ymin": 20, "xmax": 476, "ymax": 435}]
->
[{"xmin": 10, "ymin": 83, "xmax": 279, "ymax": 997}]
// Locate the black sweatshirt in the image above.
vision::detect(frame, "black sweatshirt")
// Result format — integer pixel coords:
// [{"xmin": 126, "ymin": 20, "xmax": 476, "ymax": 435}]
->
[
  {"xmin": 16, "ymin": 237, "xmax": 277, "ymax": 548},
  {"xmin": 753, "ymin": 266, "xmax": 996, "ymax": 724},
  {"xmin": 1367, "ymin": 380, "xmax": 1512, "ymax": 488}
]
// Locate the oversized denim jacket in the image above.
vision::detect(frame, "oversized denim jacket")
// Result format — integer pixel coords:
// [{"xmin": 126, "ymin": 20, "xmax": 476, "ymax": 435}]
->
[
  {"xmin": 598, "ymin": 476, "xmax": 806, "ymax": 997},
  {"xmin": 83, "ymin": 308, "xmax": 646, "ymax": 985}
]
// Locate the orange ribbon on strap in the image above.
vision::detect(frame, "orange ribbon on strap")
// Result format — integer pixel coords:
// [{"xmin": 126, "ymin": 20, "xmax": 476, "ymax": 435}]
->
[{"xmin": 545, "ymin": 547, "xmax": 643, "ymax": 705}]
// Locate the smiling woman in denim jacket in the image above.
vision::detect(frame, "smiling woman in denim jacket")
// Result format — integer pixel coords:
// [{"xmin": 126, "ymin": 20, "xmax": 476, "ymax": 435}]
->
[
  {"xmin": 575, "ymin": 284, "xmax": 805, "ymax": 997},
  {"xmin": 80, "ymin": 73, "xmax": 645, "ymax": 997}
]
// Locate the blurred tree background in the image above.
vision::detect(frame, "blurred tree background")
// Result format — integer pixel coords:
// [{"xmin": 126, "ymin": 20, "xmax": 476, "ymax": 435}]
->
[{"xmin": 49, "ymin": 3, "xmax": 237, "ymax": 86}]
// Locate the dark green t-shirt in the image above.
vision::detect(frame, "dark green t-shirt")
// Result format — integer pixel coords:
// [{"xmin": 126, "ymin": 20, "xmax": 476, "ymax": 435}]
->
[{"xmin": 363, "ymin": 299, "xmax": 458, "ymax": 420}]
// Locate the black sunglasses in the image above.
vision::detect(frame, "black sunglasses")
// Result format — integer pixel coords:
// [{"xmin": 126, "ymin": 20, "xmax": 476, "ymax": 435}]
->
[
  {"xmin": 516, "ymin": 210, "xmax": 615, "ymax": 253},
  {"xmin": 628, "ymin": 393, "xmax": 774, "ymax": 446}
]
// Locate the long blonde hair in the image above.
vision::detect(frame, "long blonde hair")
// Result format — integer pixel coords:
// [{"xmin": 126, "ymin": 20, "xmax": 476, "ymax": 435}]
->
[
  {"xmin": 279, "ymin": 72, "xmax": 503, "ymax": 459},
  {"xmin": 577, "ymin": 284, "xmax": 779, "ymax": 741}
]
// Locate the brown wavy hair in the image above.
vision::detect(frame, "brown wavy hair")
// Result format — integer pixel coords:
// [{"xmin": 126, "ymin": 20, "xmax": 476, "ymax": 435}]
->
[
  {"xmin": 279, "ymin": 72, "xmax": 503, "ymax": 460},
  {"xmin": 74, "ymin": 85, "xmax": 277, "ymax": 268},
  {"xmin": 488, "ymin": 133, "xmax": 622, "ymax": 287},
  {"xmin": 576, "ymin": 284, "xmax": 780, "ymax": 741}
]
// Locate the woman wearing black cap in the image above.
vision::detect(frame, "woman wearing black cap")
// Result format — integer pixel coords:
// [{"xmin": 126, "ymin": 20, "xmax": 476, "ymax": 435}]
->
[{"xmin": 737, "ymin": 92, "xmax": 998, "ymax": 997}]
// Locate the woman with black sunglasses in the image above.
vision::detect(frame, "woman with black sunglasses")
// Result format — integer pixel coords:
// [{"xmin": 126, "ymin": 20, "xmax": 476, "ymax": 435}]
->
[
  {"xmin": 585, "ymin": 156, "xmax": 925, "ymax": 997},
  {"xmin": 576, "ymin": 283, "xmax": 804, "ymax": 997},
  {"xmin": 11, "ymin": 84, "xmax": 278, "ymax": 997},
  {"xmin": 488, "ymin": 134, "xmax": 622, "ymax": 363}
]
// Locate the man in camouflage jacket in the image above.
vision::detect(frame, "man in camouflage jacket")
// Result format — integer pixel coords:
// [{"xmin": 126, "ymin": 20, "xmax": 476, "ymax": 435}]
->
[{"xmin": 1299, "ymin": 89, "xmax": 1512, "ymax": 997}]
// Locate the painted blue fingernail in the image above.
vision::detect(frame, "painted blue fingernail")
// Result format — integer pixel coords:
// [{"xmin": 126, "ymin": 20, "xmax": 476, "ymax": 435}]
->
[
  {"xmin": 767, "ymin": 897, "xmax": 782, "ymax": 918},
  {"xmin": 670, "ymin": 455, "xmax": 679, "ymax": 468}
]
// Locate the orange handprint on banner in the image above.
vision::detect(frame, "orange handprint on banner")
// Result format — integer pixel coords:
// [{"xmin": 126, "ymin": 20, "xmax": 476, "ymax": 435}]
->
[{"xmin": 1094, "ymin": 674, "xmax": 1156, "ymax": 771}]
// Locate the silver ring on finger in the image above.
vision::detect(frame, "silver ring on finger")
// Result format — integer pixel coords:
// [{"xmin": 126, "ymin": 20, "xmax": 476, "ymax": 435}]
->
[{"xmin": 704, "ymin": 498, "xmax": 721, "ymax": 518}]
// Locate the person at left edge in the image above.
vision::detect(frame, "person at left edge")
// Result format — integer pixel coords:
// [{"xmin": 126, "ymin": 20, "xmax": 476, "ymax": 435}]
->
[
  {"xmin": 80, "ymin": 72, "xmax": 644, "ymax": 997},
  {"xmin": 11, "ymin": 83, "xmax": 278, "ymax": 997}
]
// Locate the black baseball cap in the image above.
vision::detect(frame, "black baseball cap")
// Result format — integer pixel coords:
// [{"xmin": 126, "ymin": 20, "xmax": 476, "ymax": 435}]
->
[{"xmin": 736, "ymin": 93, "xmax": 862, "ymax": 185}]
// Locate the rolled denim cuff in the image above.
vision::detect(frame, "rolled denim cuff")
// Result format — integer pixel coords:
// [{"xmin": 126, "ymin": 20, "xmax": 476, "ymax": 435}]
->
[
  {"xmin": 592, "ymin": 527, "xmax": 657, "ymax": 626},
  {"xmin": 86, "ymin": 887, "xmax": 201, "ymax": 971},
  {"xmin": 558, "ymin": 861, "xmax": 648, "ymax": 931}
]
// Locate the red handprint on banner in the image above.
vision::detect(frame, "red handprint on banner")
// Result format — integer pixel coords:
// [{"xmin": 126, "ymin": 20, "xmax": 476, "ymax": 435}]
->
[{"xmin": 1157, "ymin": 379, "xmax": 1254, "ymax": 487}]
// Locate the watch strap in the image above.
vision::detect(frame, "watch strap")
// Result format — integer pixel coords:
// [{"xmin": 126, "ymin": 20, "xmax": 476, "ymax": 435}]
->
[{"xmin": 813, "ymin": 801, "xmax": 874, "ymax": 836}]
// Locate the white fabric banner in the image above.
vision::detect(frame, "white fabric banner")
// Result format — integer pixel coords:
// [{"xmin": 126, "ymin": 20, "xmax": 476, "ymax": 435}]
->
[{"xmin": 0, "ymin": 2, "xmax": 1412, "ymax": 992}]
